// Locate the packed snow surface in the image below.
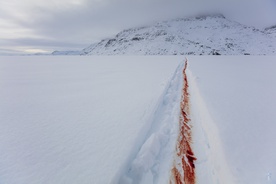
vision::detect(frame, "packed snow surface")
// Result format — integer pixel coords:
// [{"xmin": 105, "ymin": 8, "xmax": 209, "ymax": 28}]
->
[
  {"xmin": 77, "ymin": 14, "xmax": 276, "ymax": 56},
  {"xmin": 0, "ymin": 56, "xmax": 182, "ymax": 184},
  {"xmin": 188, "ymin": 56, "xmax": 276, "ymax": 184}
]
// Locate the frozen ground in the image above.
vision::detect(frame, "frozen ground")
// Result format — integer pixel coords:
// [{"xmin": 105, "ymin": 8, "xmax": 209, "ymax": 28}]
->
[{"xmin": 0, "ymin": 56, "xmax": 182, "ymax": 184}]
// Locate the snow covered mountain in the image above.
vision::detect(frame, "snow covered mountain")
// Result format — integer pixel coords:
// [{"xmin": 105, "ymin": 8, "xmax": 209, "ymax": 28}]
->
[
  {"xmin": 74, "ymin": 14, "xmax": 276, "ymax": 55},
  {"xmin": 52, "ymin": 50, "xmax": 82, "ymax": 55},
  {"xmin": 265, "ymin": 25, "xmax": 276, "ymax": 35}
]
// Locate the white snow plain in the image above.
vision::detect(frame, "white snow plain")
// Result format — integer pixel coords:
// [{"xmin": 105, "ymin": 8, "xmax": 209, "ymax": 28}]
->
[
  {"xmin": 187, "ymin": 57, "xmax": 276, "ymax": 184},
  {"xmin": 0, "ymin": 56, "xmax": 182, "ymax": 184},
  {"xmin": 1, "ymin": 56, "xmax": 276, "ymax": 184}
]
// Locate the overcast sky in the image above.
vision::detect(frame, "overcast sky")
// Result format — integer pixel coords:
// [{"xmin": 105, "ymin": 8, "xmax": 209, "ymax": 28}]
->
[{"xmin": 0, "ymin": 0, "xmax": 276, "ymax": 54}]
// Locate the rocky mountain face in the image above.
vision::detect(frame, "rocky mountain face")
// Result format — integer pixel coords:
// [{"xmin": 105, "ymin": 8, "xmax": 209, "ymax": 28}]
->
[
  {"xmin": 265, "ymin": 25, "xmax": 276, "ymax": 35},
  {"xmin": 53, "ymin": 14, "xmax": 276, "ymax": 55}
]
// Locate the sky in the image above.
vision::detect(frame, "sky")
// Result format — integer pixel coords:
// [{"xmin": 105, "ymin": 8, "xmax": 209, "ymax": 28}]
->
[{"xmin": 0, "ymin": 0, "xmax": 276, "ymax": 54}]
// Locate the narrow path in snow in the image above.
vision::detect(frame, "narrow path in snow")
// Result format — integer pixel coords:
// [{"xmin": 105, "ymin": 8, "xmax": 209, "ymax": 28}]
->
[
  {"xmin": 115, "ymin": 62, "xmax": 184, "ymax": 184},
  {"xmin": 170, "ymin": 60, "xmax": 196, "ymax": 184},
  {"xmin": 115, "ymin": 59, "xmax": 233, "ymax": 184}
]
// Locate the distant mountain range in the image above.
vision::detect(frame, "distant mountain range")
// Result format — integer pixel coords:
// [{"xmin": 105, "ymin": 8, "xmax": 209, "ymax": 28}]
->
[{"xmin": 52, "ymin": 14, "xmax": 276, "ymax": 55}]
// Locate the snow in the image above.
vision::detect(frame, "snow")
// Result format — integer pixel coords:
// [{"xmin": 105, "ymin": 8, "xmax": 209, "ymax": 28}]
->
[
  {"xmin": 186, "ymin": 67, "xmax": 234, "ymax": 184},
  {"xmin": 1, "ymin": 56, "xmax": 276, "ymax": 184},
  {"xmin": 187, "ymin": 56, "xmax": 276, "ymax": 184},
  {"xmin": 0, "ymin": 56, "xmax": 182, "ymax": 184},
  {"xmin": 118, "ymin": 63, "xmax": 183, "ymax": 184},
  {"xmin": 79, "ymin": 14, "xmax": 276, "ymax": 56},
  {"xmin": 52, "ymin": 50, "xmax": 82, "ymax": 55}
]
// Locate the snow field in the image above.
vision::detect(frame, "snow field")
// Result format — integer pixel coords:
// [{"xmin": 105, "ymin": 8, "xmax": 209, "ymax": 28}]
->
[
  {"xmin": 1, "ymin": 56, "xmax": 275, "ymax": 184},
  {"xmin": 187, "ymin": 68, "xmax": 234, "ymax": 184},
  {"xmin": 0, "ymin": 56, "xmax": 182, "ymax": 184},
  {"xmin": 188, "ymin": 56, "xmax": 276, "ymax": 184}
]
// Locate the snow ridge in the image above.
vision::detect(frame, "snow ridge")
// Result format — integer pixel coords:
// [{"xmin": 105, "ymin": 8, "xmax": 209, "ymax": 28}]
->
[
  {"xmin": 170, "ymin": 60, "xmax": 196, "ymax": 184},
  {"xmin": 115, "ymin": 62, "xmax": 184, "ymax": 184},
  {"xmin": 79, "ymin": 14, "xmax": 276, "ymax": 55},
  {"xmin": 186, "ymin": 67, "xmax": 234, "ymax": 184},
  {"xmin": 114, "ymin": 59, "xmax": 236, "ymax": 184}
]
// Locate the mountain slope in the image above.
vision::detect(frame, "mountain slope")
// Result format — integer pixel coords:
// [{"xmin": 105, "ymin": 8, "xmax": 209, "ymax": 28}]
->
[
  {"xmin": 79, "ymin": 14, "xmax": 276, "ymax": 55},
  {"xmin": 52, "ymin": 50, "xmax": 82, "ymax": 55}
]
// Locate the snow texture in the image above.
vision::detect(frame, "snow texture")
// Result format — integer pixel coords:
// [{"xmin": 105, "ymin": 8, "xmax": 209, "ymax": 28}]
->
[
  {"xmin": 117, "ymin": 63, "xmax": 184, "ymax": 184},
  {"xmin": 186, "ymin": 66, "xmax": 234, "ymax": 184},
  {"xmin": 188, "ymin": 56, "xmax": 276, "ymax": 184},
  {"xmin": 0, "ymin": 56, "xmax": 181, "ymax": 184},
  {"xmin": 1, "ymin": 56, "xmax": 276, "ymax": 184}
]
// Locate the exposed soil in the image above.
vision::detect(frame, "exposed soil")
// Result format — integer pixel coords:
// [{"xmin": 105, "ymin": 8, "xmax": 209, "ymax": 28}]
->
[{"xmin": 170, "ymin": 60, "xmax": 196, "ymax": 184}]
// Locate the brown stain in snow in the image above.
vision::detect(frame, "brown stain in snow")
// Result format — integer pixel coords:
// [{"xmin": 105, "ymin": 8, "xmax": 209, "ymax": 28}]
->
[{"xmin": 170, "ymin": 60, "xmax": 196, "ymax": 184}]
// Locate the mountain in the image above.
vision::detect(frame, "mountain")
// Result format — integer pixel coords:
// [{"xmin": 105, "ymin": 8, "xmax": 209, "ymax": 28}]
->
[
  {"xmin": 265, "ymin": 25, "xmax": 276, "ymax": 35},
  {"xmin": 54, "ymin": 14, "xmax": 276, "ymax": 55},
  {"xmin": 52, "ymin": 50, "xmax": 82, "ymax": 55}
]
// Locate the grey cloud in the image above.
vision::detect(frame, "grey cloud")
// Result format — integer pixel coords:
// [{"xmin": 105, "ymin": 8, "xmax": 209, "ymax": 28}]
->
[
  {"xmin": 2, "ymin": 38, "xmax": 86, "ymax": 48},
  {"xmin": 1, "ymin": 0, "xmax": 276, "ymax": 54},
  {"xmin": 12, "ymin": 0, "xmax": 215, "ymax": 44}
]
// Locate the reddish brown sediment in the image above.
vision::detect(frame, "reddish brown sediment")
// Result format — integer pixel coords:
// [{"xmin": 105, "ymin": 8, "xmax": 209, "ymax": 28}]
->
[
  {"xmin": 170, "ymin": 60, "xmax": 196, "ymax": 184},
  {"xmin": 171, "ymin": 167, "xmax": 183, "ymax": 184}
]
